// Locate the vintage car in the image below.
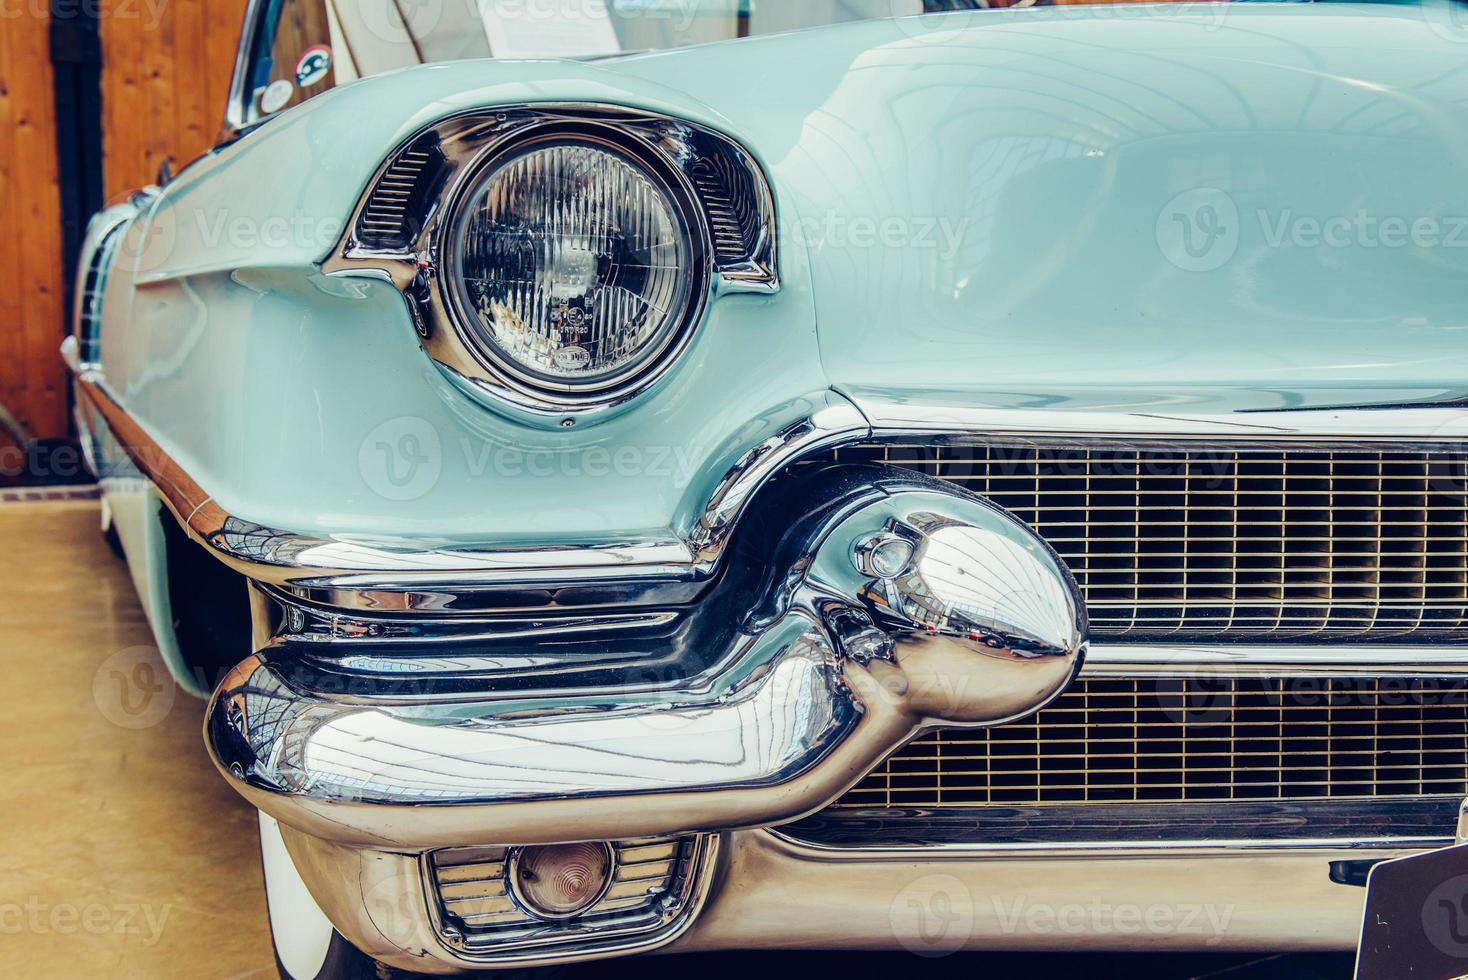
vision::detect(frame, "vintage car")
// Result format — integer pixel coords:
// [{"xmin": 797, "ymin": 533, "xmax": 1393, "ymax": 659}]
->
[{"xmin": 66, "ymin": 0, "xmax": 1468, "ymax": 975}]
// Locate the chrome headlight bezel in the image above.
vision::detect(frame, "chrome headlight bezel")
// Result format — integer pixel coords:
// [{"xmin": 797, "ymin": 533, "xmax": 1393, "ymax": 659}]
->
[
  {"xmin": 326, "ymin": 105, "xmax": 777, "ymax": 426},
  {"xmin": 437, "ymin": 124, "xmax": 711, "ymax": 408}
]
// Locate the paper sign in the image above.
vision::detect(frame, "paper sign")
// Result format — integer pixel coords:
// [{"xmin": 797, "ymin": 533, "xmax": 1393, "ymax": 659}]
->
[{"xmin": 478, "ymin": 0, "xmax": 622, "ymax": 59}]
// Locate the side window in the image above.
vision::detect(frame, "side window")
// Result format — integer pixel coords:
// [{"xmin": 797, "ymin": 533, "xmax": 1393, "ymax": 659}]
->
[{"xmin": 245, "ymin": 0, "xmax": 335, "ymax": 122}]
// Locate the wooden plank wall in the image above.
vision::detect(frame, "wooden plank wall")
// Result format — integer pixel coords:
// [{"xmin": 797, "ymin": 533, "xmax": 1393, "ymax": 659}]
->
[
  {"xmin": 100, "ymin": 0, "xmax": 246, "ymax": 199},
  {"xmin": 0, "ymin": 9, "xmax": 66, "ymax": 452},
  {"xmin": 0, "ymin": 0, "xmax": 246, "ymax": 462}
]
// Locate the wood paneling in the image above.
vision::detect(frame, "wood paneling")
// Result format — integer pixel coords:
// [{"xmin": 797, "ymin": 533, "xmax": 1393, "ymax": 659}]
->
[
  {"xmin": 0, "ymin": 0, "xmax": 247, "ymax": 457},
  {"xmin": 100, "ymin": 0, "xmax": 247, "ymax": 198},
  {"xmin": 0, "ymin": 8, "xmax": 66, "ymax": 448}
]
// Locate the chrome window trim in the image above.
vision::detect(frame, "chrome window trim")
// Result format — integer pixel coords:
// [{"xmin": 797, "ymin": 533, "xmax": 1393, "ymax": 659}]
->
[
  {"xmin": 322, "ymin": 104, "xmax": 778, "ymax": 424},
  {"xmin": 220, "ymin": 0, "xmax": 267, "ymax": 143}
]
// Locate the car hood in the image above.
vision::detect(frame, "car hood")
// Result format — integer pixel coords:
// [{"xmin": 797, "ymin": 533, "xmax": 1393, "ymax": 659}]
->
[{"xmin": 608, "ymin": 4, "xmax": 1468, "ymax": 412}]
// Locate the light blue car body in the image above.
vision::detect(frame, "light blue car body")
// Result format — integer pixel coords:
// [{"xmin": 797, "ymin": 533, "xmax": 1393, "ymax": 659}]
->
[{"xmin": 87, "ymin": 1, "xmax": 1468, "ymax": 686}]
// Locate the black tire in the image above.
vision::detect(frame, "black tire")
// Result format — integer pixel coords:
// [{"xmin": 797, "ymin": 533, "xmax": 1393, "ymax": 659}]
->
[
  {"xmin": 101, "ymin": 520, "xmax": 125, "ymax": 560},
  {"xmin": 271, "ymin": 928, "xmax": 383, "ymax": 980},
  {"xmin": 259, "ymin": 812, "xmax": 386, "ymax": 980}
]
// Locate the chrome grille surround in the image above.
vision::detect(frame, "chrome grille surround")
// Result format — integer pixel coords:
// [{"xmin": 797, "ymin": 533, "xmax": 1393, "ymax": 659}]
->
[
  {"xmin": 840, "ymin": 676, "xmax": 1468, "ymax": 810},
  {"xmin": 425, "ymin": 835, "xmax": 715, "ymax": 960},
  {"xmin": 803, "ymin": 438, "xmax": 1468, "ymax": 828},
  {"xmin": 818, "ymin": 441, "xmax": 1468, "ymax": 643}
]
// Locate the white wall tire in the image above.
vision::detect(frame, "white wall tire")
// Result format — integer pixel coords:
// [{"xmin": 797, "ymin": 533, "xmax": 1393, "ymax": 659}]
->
[{"xmin": 258, "ymin": 811, "xmax": 380, "ymax": 980}]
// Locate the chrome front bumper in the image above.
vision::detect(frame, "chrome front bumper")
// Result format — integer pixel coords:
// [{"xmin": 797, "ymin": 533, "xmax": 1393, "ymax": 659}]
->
[
  {"xmin": 207, "ymin": 468, "xmax": 1083, "ymax": 849},
  {"xmin": 272, "ymin": 820, "xmax": 1427, "ymax": 973},
  {"xmin": 205, "ymin": 467, "xmax": 1086, "ymax": 969},
  {"xmin": 201, "ymin": 462, "xmax": 1459, "ymax": 972}
]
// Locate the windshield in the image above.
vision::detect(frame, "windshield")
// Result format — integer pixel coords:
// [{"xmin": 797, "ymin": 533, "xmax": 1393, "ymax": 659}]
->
[{"xmin": 238, "ymin": 0, "xmax": 1242, "ymax": 125}]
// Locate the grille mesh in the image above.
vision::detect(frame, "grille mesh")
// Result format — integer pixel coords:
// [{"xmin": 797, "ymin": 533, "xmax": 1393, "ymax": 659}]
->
[
  {"xmin": 839, "ymin": 677, "xmax": 1468, "ymax": 808},
  {"xmin": 818, "ymin": 442, "xmax": 1468, "ymax": 642}
]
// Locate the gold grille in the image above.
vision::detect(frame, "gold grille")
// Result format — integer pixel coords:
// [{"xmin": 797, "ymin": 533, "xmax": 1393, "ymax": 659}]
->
[
  {"xmin": 840, "ymin": 677, "xmax": 1468, "ymax": 808},
  {"xmin": 818, "ymin": 443, "xmax": 1468, "ymax": 641}
]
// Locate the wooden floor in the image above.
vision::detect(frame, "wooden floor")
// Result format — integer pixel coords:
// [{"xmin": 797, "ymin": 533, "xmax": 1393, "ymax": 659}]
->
[
  {"xmin": 0, "ymin": 499, "xmax": 1356, "ymax": 979},
  {"xmin": 0, "ymin": 501, "xmax": 272, "ymax": 979}
]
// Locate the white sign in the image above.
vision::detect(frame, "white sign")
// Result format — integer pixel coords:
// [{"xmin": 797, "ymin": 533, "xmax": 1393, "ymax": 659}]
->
[{"xmin": 478, "ymin": 0, "xmax": 622, "ymax": 59}]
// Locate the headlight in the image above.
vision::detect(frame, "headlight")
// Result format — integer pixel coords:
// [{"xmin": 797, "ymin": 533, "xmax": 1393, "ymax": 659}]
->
[{"xmin": 446, "ymin": 138, "xmax": 700, "ymax": 400}]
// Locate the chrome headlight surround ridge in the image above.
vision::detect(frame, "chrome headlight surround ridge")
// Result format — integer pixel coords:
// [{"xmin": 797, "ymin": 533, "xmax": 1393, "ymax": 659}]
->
[{"xmin": 324, "ymin": 104, "xmax": 779, "ymax": 425}]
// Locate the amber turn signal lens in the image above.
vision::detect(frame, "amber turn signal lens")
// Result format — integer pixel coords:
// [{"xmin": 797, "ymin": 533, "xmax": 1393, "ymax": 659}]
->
[{"xmin": 511, "ymin": 842, "xmax": 614, "ymax": 919}]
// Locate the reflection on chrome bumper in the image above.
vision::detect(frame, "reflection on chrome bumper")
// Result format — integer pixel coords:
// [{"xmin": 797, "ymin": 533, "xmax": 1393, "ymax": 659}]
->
[
  {"xmin": 206, "ymin": 467, "xmax": 1085, "ymax": 849},
  {"xmin": 278, "ymin": 821, "xmax": 1413, "ymax": 973}
]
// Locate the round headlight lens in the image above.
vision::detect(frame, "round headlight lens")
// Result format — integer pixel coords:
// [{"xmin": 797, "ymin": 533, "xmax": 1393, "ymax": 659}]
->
[{"xmin": 450, "ymin": 140, "xmax": 694, "ymax": 394}]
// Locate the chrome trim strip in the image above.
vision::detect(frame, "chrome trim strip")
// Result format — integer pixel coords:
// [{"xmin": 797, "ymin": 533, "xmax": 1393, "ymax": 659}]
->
[
  {"xmin": 777, "ymin": 798, "xmax": 1461, "ymax": 851},
  {"xmin": 765, "ymin": 827, "xmax": 1452, "ymax": 857},
  {"xmin": 690, "ymin": 397, "xmax": 869, "ymax": 561},
  {"xmin": 69, "ymin": 376, "xmax": 864, "ymax": 590},
  {"xmin": 854, "ymin": 391, "xmax": 1468, "ymax": 445},
  {"xmin": 1084, "ymin": 643, "xmax": 1468, "ymax": 677}
]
